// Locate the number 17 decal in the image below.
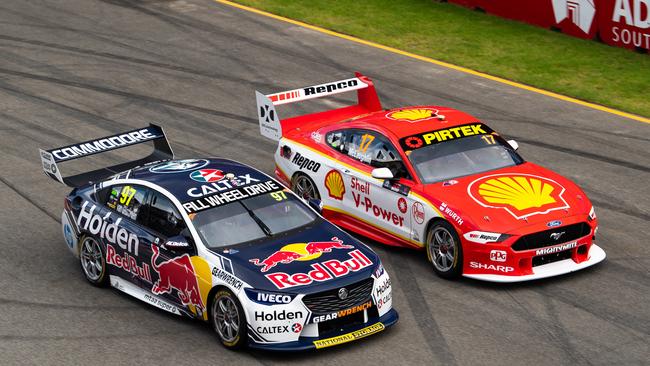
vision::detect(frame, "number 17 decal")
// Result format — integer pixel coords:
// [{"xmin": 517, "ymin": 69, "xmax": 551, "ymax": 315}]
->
[
  {"xmin": 359, "ymin": 134, "xmax": 375, "ymax": 153},
  {"xmin": 481, "ymin": 135, "xmax": 495, "ymax": 145}
]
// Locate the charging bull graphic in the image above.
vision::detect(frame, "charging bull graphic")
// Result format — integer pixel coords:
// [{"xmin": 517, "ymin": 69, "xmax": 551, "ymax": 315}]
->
[
  {"xmin": 151, "ymin": 245, "xmax": 204, "ymax": 314},
  {"xmin": 305, "ymin": 237, "xmax": 353, "ymax": 255},
  {"xmin": 249, "ymin": 237, "xmax": 354, "ymax": 272}
]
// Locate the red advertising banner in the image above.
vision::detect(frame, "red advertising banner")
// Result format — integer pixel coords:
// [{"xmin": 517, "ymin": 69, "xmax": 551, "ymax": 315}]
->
[
  {"xmin": 444, "ymin": 0, "xmax": 649, "ymax": 52},
  {"xmin": 598, "ymin": 0, "xmax": 650, "ymax": 50}
]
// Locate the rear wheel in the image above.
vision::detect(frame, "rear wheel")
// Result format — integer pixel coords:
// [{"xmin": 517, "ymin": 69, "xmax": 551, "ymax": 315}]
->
[
  {"xmin": 79, "ymin": 235, "xmax": 108, "ymax": 286},
  {"xmin": 211, "ymin": 289, "xmax": 247, "ymax": 350},
  {"xmin": 426, "ymin": 221, "xmax": 463, "ymax": 279},
  {"xmin": 291, "ymin": 173, "xmax": 320, "ymax": 200}
]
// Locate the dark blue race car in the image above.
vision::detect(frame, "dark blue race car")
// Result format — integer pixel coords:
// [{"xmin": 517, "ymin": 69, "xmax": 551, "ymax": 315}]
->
[{"xmin": 39, "ymin": 124, "xmax": 397, "ymax": 351}]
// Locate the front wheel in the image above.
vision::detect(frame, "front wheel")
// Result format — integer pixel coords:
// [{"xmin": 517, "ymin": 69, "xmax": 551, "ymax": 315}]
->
[
  {"xmin": 211, "ymin": 289, "xmax": 247, "ymax": 350},
  {"xmin": 79, "ymin": 235, "xmax": 108, "ymax": 287},
  {"xmin": 426, "ymin": 221, "xmax": 463, "ymax": 279}
]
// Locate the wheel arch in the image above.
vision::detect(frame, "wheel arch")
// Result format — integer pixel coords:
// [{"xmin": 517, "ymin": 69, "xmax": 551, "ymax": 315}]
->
[
  {"xmin": 424, "ymin": 217, "xmax": 450, "ymax": 239},
  {"xmin": 206, "ymin": 285, "xmax": 248, "ymax": 324}
]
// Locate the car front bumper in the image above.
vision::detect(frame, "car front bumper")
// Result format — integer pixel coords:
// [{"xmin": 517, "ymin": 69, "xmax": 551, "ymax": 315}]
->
[
  {"xmin": 248, "ymin": 308, "xmax": 398, "ymax": 351},
  {"xmin": 463, "ymin": 243, "xmax": 605, "ymax": 282}
]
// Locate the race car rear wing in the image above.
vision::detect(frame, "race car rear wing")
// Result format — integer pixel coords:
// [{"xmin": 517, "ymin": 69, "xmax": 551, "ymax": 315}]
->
[
  {"xmin": 255, "ymin": 72, "xmax": 382, "ymax": 141},
  {"xmin": 39, "ymin": 124, "xmax": 173, "ymax": 187}
]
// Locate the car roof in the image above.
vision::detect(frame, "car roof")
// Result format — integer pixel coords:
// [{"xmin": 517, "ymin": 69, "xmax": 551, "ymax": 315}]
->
[
  {"xmin": 349, "ymin": 106, "xmax": 481, "ymax": 138},
  {"xmin": 126, "ymin": 158, "xmax": 274, "ymax": 203},
  {"xmin": 296, "ymin": 106, "xmax": 482, "ymax": 140}
]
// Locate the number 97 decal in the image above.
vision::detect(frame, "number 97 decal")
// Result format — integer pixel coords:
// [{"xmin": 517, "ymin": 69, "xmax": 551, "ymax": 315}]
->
[
  {"xmin": 270, "ymin": 191, "xmax": 288, "ymax": 201},
  {"xmin": 119, "ymin": 185, "xmax": 137, "ymax": 206}
]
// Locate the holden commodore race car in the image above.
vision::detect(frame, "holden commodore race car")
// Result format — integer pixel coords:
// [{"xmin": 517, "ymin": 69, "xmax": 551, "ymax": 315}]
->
[
  {"xmin": 39, "ymin": 124, "xmax": 397, "ymax": 350},
  {"xmin": 255, "ymin": 73, "xmax": 606, "ymax": 282}
]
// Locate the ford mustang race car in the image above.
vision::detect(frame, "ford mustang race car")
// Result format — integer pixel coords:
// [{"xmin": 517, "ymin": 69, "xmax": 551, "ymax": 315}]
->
[
  {"xmin": 255, "ymin": 73, "xmax": 606, "ymax": 282},
  {"xmin": 39, "ymin": 124, "xmax": 397, "ymax": 350}
]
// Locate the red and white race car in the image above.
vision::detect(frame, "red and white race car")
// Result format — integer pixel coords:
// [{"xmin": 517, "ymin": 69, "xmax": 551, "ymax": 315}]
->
[{"xmin": 254, "ymin": 73, "xmax": 605, "ymax": 282}]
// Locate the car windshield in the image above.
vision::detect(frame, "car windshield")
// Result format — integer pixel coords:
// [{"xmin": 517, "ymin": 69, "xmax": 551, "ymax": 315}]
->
[
  {"xmin": 408, "ymin": 135, "xmax": 524, "ymax": 183},
  {"xmin": 190, "ymin": 191, "xmax": 317, "ymax": 249}
]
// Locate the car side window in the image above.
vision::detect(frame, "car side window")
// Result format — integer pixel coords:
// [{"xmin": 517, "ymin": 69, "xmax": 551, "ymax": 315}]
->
[
  {"xmin": 145, "ymin": 191, "xmax": 186, "ymax": 238},
  {"xmin": 102, "ymin": 184, "xmax": 148, "ymax": 221},
  {"xmin": 326, "ymin": 130, "xmax": 348, "ymax": 153},
  {"xmin": 327, "ymin": 129, "xmax": 411, "ymax": 179}
]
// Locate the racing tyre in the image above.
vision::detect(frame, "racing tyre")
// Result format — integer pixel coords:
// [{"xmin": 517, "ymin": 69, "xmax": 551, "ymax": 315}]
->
[
  {"xmin": 79, "ymin": 235, "xmax": 108, "ymax": 287},
  {"xmin": 211, "ymin": 289, "xmax": 247, "ymax": 350},
  {"xmin": 291, "ymin": 173, "xmax": 320, "ymax": 200},
  {"xmin": 426, "ymin": 221, "xmax": 463, "ymax": 279}
]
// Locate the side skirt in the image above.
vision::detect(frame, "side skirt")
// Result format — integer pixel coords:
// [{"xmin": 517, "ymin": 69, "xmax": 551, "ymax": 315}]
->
[
  {"xmin": 323, "ymin": 208, "xmax": 423, "ymax": 250},
  {"xmin": 109, "ymin": 275, "xmax": 183, "ymax": 316}
]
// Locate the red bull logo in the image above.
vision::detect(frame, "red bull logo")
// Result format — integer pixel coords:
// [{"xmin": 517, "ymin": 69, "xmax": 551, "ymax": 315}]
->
[
  {"xmin": 150, "ymin": 245, "xmax": 204, "ymax": 313},
  {"xmin": 249, "ymin": 237, "xmax": 353, "ymax": 272},
  {"xmin": 266, "ymin": 250, "xmax": 373, "ymax": 289},
  {"xmin": 106, "ymin": 244, "xmax": 151, "ymax": 282}
]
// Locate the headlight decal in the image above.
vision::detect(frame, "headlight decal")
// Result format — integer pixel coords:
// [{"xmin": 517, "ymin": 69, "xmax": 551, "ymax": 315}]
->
[{"xmin": 588, "ymin": 206, "xmax": 597, "ymax": 221}]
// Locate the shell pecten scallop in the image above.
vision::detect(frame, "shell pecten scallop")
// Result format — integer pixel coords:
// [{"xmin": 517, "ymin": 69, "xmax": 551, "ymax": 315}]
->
[
  {"xmin": 468, "ymin": 174, "xmax": 570, "ymax": 219},
  {"xmin": 325, "ymin": 170, "xmax": 346, "ymax": 200},
  {"xmin": 385, "ymin": 108, "xmax": 439, "ymax": 122}
]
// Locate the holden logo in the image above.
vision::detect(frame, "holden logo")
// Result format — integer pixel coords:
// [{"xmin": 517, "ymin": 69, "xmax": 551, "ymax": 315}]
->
[
  {"xmin": 149, "ymin": 159, "xmax": 208, "ymax": 173},
  {"xmin": 550, "ymin": 232, "xmax": 566, "ymax": 241},
  {"xmin": 338, "ymin": 287, "xmax": 348, "ymax": 300}
]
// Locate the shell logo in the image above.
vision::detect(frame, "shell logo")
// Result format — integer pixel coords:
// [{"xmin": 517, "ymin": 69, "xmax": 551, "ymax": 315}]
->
[
  {"xmin": 325, "ymin": 170, "xmax": 345, "ymax": 200},
  {"xmin": 386, "ymin": 108, "xmax": 439, "ymax": 122},
  {"xmin": 468, "ymin": 174, "xmax": 569, "ymax": 219}
]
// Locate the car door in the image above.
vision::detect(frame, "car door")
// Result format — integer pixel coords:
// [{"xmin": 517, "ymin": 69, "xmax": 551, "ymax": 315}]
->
[
  {"xmin": 96, "ymin": 183, "xmax": 154, "ymax": 287},
  {"xmin": 137, "ymin": 189, "xmax": 207, "ymax": 319},
  {"xmin": 326, "ymin": 129, "xmax": 418, "ymax": 244}
]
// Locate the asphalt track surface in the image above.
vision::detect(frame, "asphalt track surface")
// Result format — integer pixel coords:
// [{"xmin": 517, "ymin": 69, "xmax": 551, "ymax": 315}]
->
[{"xmin": 0, "ymin": 1, "xmax": 648, "ymax": 365}]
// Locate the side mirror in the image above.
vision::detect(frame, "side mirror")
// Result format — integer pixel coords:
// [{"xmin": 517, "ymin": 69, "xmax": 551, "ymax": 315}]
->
[
  {"xmin": 371, "ymin": 167, "xmax": 394, "ymax": 180},
  {"xmin": 507, "ymin": 139, "xmax": 519, "ymax": 151},
  {"xmin": 163, "ymin": 235, "xmax": 192, "ymax": 251},
  {"xmin": 308, "ymin": 198, "xmax": 323, "ymax": 214}
]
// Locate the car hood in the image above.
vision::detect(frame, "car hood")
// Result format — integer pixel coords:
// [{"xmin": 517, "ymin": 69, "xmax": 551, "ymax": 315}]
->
[
  {"xmin": 421, "ymin": 162, "xmax": 592, "ymax": 233},
  {"xmin": 214, "ymin": 221, "xmax": 379, "ymax": 293}
]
